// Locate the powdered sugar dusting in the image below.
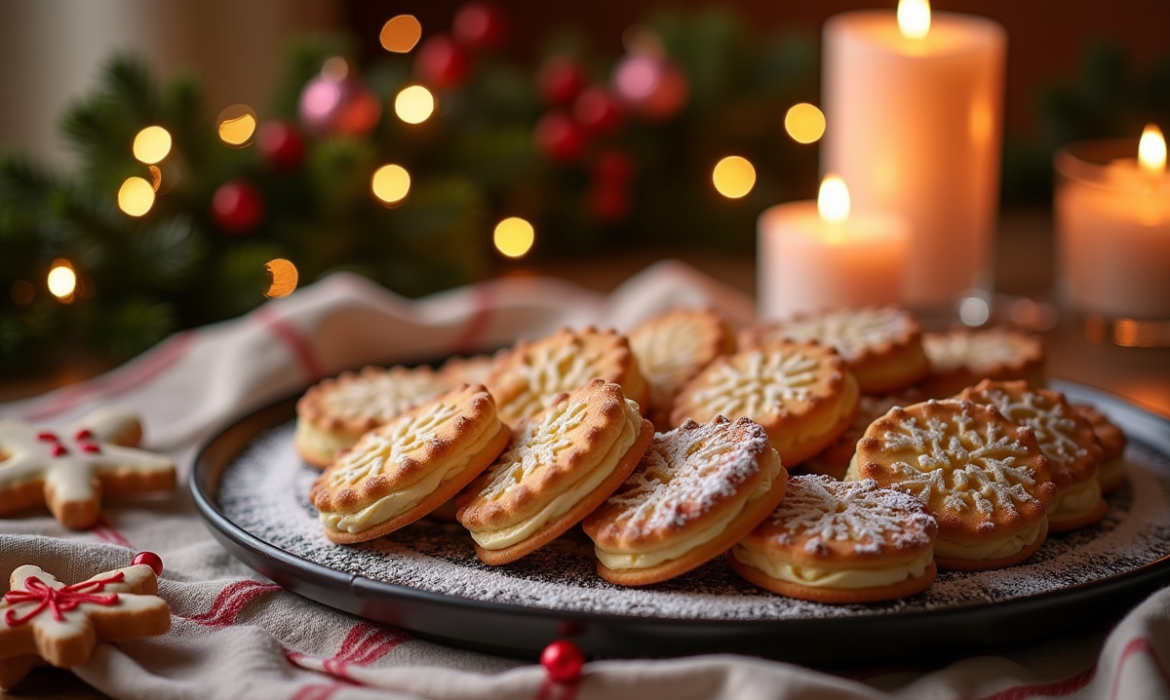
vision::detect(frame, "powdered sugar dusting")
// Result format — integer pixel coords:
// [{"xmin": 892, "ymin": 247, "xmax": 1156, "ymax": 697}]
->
[
  {"xmin": 765, "ymin": 308, "xmax": 911, "ymax": 362},
  {"xmin": 774, "ymin": 475, "xmax": 934, "ymax": 553},
  {"xmin": 970, "ymin": 388, "xmax": 1088, "ymax": 470},
  {"xmin": 692, "ymin": 350, "xmax": 818, "ymax": 417}
]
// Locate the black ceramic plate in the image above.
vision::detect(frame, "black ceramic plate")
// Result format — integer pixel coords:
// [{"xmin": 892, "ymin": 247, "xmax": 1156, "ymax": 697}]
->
[{"xmin": 190, "ymin": 380, "xmax": 1170, "ymax": 663}]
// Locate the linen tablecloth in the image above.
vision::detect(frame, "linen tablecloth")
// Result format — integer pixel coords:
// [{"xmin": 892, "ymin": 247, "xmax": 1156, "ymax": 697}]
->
[{"xmin": 2, "ymin": 260, "xmax": 1168, "ymax": 700}]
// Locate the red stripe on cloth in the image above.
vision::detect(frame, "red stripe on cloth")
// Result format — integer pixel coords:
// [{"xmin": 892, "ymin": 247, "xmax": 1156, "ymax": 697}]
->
[
  {"xmin": 255, "ymin": 305, "xmax": 324, "ymax": 384},
  {"xmin": 450, "ymin": 284, "xmax": 494, "ymax": 356},
  {"xmin": 974, "ymin": 666, "xmax": 1095, "ymax": 700},
  {"xmin": 89, "ymin": 516, "xmax": 133, "ymax": 549},
  {"xmin": 290, "ymin": 684, "xmax": 343, "ymax": 700},
  {"xmin": 179, "ymin": 580, "xmax": 282, "ymax": 628},
  {"xmin": 1111, "ymin": 637, "xmax": 1170, "ymax": 700},
  {"xmin": 25, "ymin": 331, "xmax": 196, "ymax": 421}
]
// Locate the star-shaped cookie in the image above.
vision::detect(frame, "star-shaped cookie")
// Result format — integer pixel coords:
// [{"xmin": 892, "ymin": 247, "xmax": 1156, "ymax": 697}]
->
[{"xmin": 0, "ymin": 406, "xmax": 175, "ymax": 529}]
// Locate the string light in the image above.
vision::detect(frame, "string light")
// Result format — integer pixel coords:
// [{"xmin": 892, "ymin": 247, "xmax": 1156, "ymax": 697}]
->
[
  {"xmin": 118, "ymin": 176, "xmax": 156, "ymax": 217},
  {"xmin": 372, "ymin": 164, "xmax": 411, "ymax": 205},
  {"xmin": 132, "ymin": 126, "xmax": 172, "ymax": 164},
  {"xmin": 264, "ymin": 258, "xmax": 299, "ymax": 298},
  {"xmin": 47, "ymin": 259, "xmax": 77, "ymax": 300},
  {"xmin": 395, "ymin": 85, "xmax": 436, "ymax": 124},
  {"xmin": 784, "ymin": 103, "xmax": 826, "ymax": 144},
  {"xmin": 493, "ymin": 217, "xmax": 535, "ymax": 258},
  {"xmin": 712, "ymin": 156, "xmax": 756, "ymax": 199},
  {"xmin": 381, "ymin": 15, "xmax": 422, "ymax": 53},
  {"xmin": 217, "ymin": 104, "xmax": 258, "ymax": 147}
]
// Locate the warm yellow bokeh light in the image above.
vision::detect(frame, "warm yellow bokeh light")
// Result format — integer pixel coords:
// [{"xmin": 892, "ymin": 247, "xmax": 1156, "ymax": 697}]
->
[
  {"xmin": 712, "ymin": 156, "xmax": 756, "ymax": 199},
  {"xmin": 1138, "ymin": 124, "xmax": 1167, "ymax": 175},
  {"xmin": 218, "ymin": 105, "xmax": 258, "ymax": 147},
  {"xmin": 264, "ymin": 258, "xmax": 299, "ymax": 298},
  {"xmin": 132, "ymin": 126, "xmax": 172, "ymax": 164},
  {"xmin": 784, "ymin": 103, "xmax": 826, "ymax": 144},
  {"xmin": 494, "ymin": 217, "xmax": 535, "ymax": 258},
  {"xmin": 395, "ymin": 85, "xmax": 436, "ymax": 124},
  {"xmin": 371, "ymin": 164, "xmax": 411, "ymax": 205},
  {"xmin": 118, "ymin": 176, "xmax": 156, "ymax": 217},
  {"xmin": 898, "ymin": 0, "xmax": 931, "ymax": 40},
  {"xmin": 381, "ymin": 15, "xmax": 422, "ymax": 53},
  {"xmin": 47, "ymin": 260, "xmax": 77, "ymax": 299},
  {"xmin": 818, "ymin": 174, "xmax": 851, "ymax": 225}
]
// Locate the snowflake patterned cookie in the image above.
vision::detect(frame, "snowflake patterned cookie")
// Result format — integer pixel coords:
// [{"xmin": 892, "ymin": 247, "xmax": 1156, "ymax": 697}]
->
[
  {"xmin": 309, "ymin": 384, "xmax": 510, "ymax": 544},
  {"xmin": 1073, "ymin": 403, "xmax": 1128, "ymax": 493},
  {"xmin": 804, "ymin": 389, "xmax": 923, "ymax": 480},
  {"xmin": 742, "ymin": 307, "xmax": 930, "ymax": 394},
  {"xmin": 0, "ymin": 407, "xmax": 175, "ymax": 529},
  {"xmin": 849, "ymin": 399, "xmax": 1056, "ymax": 571},
  {"xmin": 920, "ymin": 327, "xmax": 1046, "ymax": 398},
  {"xmin": 0, "ymin": 553, "xmax": 170, "ymax": 689},
  {"xmin": 961, "ymin": 380, "xmax": 1106, "ymax": 532},
  {"xmin": 670, "ymin": 341, "xmax": 860, "ymax": 467},
  {"xmin": 583, "ymin": 416, "xmax": 788, "ymax": 586},
  {"xmin": 295, "ymin": 365, "xmax": 456, "ymax": 468},
  {"xmin": 730, "ymin": 475, "xmax": 937, "ymax": 603},
  {"xmin": 457, "ymin": 380, "xmax": 653, "ymax": 565},
  {"xmin": 486, "ymin": 326, "xmax": 649, "ymax": 426}
]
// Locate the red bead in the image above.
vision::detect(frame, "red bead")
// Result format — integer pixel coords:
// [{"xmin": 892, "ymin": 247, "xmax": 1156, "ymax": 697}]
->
[
  {"xmin": 36, "ymin": 431, "xmax": 58, "ymax": 442},
  {"xmin": 540, "ymin": 640, "xmax": 584, "ymax": 684},
  {"xmin": 453, "ymin": 2, "xmax": 507, "ymax": 51},
  {"xmin": 51, "ymin": 444, "xmax": 68, "ymax": 457},
  {"xmin": 132, "ymin": 551, "xmax": 164, "ymax": 576},
  {"xmin": 415, "ymin": 35, "xmax": 471, "ymax": 88},
  {"xmin": 258, "ymin": 121, "xmax": 305, "ymax": 170},
  {"xmin": 533, "ymin": 111, "xmax": 585, "ymax": 162},
  {"xmin": 74, "ymin": 429, "xmax": 93, "ymax": 441},
  {"xmin": 538, "ymin": 57, "xmax": 588, "ymax": 107},
  {"xmin": 81, "ymin": 443, "xmax": 101, "ymax": 454},
  {"xmin": 211, "ymin": 180, "xmax": 264, "ymax": 234},
  {"xmin": 574, "ymin": 87, "xmax": 624, "ymax": 134}
]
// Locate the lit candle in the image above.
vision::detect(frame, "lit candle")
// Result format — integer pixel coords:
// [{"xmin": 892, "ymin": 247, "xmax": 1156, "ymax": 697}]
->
[
  {"xmin": 1055, "ymin": 125, "xmax": 1170, "ymax": 320},
  {"xmin": 822, "ymin": 0, "xmax": 1005, "ymax": 308},
  {"xmin": 757, "ymin": 175, "xmax": 910, "ymax": 320}
]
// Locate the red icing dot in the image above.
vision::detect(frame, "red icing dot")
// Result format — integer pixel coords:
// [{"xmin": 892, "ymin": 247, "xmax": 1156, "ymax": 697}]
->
[
  {"xmin": 540, "ymin": 639, "xmax": 584, "ymax": 683},
  {"xmin": 51, "ymin": 444, "xmax": 69, "ymax": 457},
  {"xmin": 36, "ymin": 431, "xmax": 59, "ymax": 442},
  {"xmin": 81, "ymin": 443, "xmax": 101, "ymax": 454},
  {"xmin": 74, "ymin": 429, "xmax": 93, "ymax": 441},
  {"xmin": 131, "ymin": 551, "xmax": 164, "ymax": 576}
]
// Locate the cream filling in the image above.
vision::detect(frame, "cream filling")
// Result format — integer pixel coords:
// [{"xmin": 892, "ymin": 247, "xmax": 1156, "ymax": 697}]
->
[
  {"xmin": 934, "ymin": 517, "xmax": 1045, "ymax": 560},
  {"xmin": 731, "ymin": 545, "xmax": 933, "ymax": 589},
  {"xmin": 595, "ymin": 454, "xmax": 781, "ymax": 571},
  {"xmin": 1048, "ymin": 477, "xmax": 1103, "ymax": 522},
  {"xmin": 295, "ymin": 420, "xmax": 360, "ymax": 463},
  {"xmin": 470, "ymin": 401, "xmax": 643, "ymax": 550},
  {"xmin": 319, "ymin": 422, "xmax": 501, "ymax": 534}
]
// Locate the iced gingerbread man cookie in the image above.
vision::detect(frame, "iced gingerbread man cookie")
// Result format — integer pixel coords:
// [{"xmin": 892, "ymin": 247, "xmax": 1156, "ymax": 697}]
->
[{"xmin": 0, "ymin": 407, "xmax": 175, "ymax": 529}]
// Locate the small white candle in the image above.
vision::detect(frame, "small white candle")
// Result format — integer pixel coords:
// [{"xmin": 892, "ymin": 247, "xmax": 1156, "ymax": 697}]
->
[
  {"xmin": 1056, "ymin": 126, "xmax": 1170, "ymax": 319},
  {"xmin": 758, "ymin": 175, "xmax": 910, "ymax": 320}
]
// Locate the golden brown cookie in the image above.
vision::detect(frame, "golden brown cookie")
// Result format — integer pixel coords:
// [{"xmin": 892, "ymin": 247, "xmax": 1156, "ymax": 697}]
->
[
  {"xmin": 848, "ymin": 399, "xmax": 1056, "ymax": 570},
  {"xmin": 457, "ymin": 380, "xmax": 653, "ymax": 565},
  {"xmin": 295, "ymin": 365, "xmax": 454, "ymax": 468},
  {"xmin": 439, "ymin": 354, "xmax": 497, "ymax": 388},
  {"xmin": 309, "ymin": 385, "xmax": 510, "ymax": 544},
  {"xmin": 583, "ymin": 416, "xmax": 788, "ymax": 586},
  {"xmin": 803, "ymin": 389, "xmax": 923, "ymax": 480},
  {"xmin": 961, "ymin": 380, "xmax": 1106, "ymax": 532},
  {"xmin": 1074, "ymin": 403, "xmax": 1128, "ymax": 493},
  {"xmin": 669, "ymin": 342, "xmax": 860, "ymax": 467},
  {"xmin": 627, "ymin": 308, "xmax": 737, "ymax": 428},
  {"xmin": 486, "ymin": 326, "xmax": 649, "ymax": 425},
  {"xmin": 743, "ymin": 307, "xmax": 930, "ymax": 394},
  {"xmin": 919, "ymin": 327, "xmax": 1046, "ymax": 398},
  {"xmin": 730, "ymin": 475, "xmax": 937, "ymax": 603}
]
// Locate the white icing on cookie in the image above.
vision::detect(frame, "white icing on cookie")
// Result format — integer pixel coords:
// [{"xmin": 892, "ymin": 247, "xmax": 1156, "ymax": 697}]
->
[
  {"xmin": 328, "ymin": 400, "xmax": 461, "ymax": 488},
  {"xmin": 924, "ymin": 329, "xmax": 1035, "ymax": 373},
  {"xmin": 477, "ymin": 396, "xmax": 589, "ymax": 501},
  {"xmin": 971, "ymin": 388, "xmax": 1087, "ymax": 470},
  {"xmin": 770, "ymin": 308, "xmax": 913, "ymax": 362},
  {"xmin": 691, "ymin": 350, "xmax": 818, "ymax": 418}
]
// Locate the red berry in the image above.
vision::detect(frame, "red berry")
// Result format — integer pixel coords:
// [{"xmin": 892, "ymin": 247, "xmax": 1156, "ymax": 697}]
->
[
  {"xmin": 36, "ymin": 431, "xmax": 58, "ymax": 442},
  {"xmin": 538, "ymin": 57, "xmax": 588, "ymax": 107},
  {"xmin": 533, "ymin": 112, "xmax": 585, "ymax": 162},
  {"xmin": 453, "ymin": 2, "xmax": 507, "ymax": 51},
  {"xmin": 258, "ymin": 121, "xmax": 305, "ymax": 170},
  {"xmin": 540, "ymin": 640, "xmax": 584, "ymax": 684},
  {"xmin": 415, "ymin": 35, "xmax": 472, "ymax": 88},
  {"xmin": 211, "ymin": 180, "xmax": 264, "ymax": 234},
  {"xmin": 51, "ymin": 444, "xmax": 68, "ymax": 457},
  {"xmin": 593, "ymin": 148, "xmax": 634, "ymax": 185},
  {"xmin": 574, "ymin": 87, "xmax": 624, "ymax": 134},
  {"xmin": 132, "ymin": 551, "xmax": 164, "ymax": 576},
  {"xmin": 81, "ymin": 443, "xmax": 101, "ymax": 454},
  {"xmin": 74, "ymin": 429, "xmax": 93, "ymax": 441}
]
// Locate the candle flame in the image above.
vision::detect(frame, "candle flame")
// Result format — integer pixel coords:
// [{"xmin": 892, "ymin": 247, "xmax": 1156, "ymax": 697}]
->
[
  {"xmin": 898, "ymin": 0, "xmax": 931, "ymax": 40},
  {"xmin": 818, "ymin": 174, "xmax": 850, "ymax": 225},
  {"xmin": 1138, "ymin": 124, "xmax": 1166, "ymax": 175}
]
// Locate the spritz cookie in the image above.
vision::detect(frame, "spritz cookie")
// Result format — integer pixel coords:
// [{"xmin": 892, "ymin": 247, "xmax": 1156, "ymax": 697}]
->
[
  {"xmin": 920, "ymin": 327, "xmax": 1046, "ymax": 398},
  {"xmin": 743, "ymin": 307, "xmax": 930, "ymax": 394},
  {"xmin": 670, "ymin": 342, "xmax": 859, "ymax": 467},
  {"xmin": 803, "ymin": 390, "xmax": 922, "ymax": 480},
  {"xmin": 849, "ymin": 399, "xmax": 1056, "ymax": 570},
  {"xmin": 457, "ymin": 380, "xmax": 653, "ymax": 565},
  {"xmin": 961, "ymin": 380, "xmax": 1106, "ymax": 532},
  {"xmin": 582, "ymin": 416, "xmax": 787, "ymax": 586},
  {"xmin": 486, "ymin": 326, "xmax": 649, "ymax": 426},
  {"xmin": 295, "ymin": 365, "xmax": 454, "ymax": 468},
  {"xmin": 627, "ymin": 308, "xmax": 737, "ymax": 428},
  {"xmin": 309, "ymin": 385, "xmax": 510, "ymax": 544},
  {"xmin": 729, "ymin": 475, "xmax": 937, "ymax": 603},
  {"xmin": 1074, "ymin": 403, "xmax": 1128, "ymax": 493}
]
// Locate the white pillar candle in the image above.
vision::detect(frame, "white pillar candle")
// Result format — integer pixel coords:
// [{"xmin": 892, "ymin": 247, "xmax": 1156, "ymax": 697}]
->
[
  {"xmin": 758, "ymin": 176, "xmax": 910, "ymax": 320},
  {"xmin": 1055, "ymin": 127, "xmax": 1170, "ymax": 319},
  {"xmin": 822, "ymin": 4, "xmax": 1006, "ymax": 308}
]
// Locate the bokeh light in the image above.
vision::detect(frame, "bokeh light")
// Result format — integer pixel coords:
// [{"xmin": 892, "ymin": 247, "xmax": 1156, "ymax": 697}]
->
[
  {"xmin": 395, "ymin": 85, "xmax": 436, "ymax": 124},
  {"xmin": 493, "ymin": 217, "xmax": 535, "ymax": 258},
  {"xmin": 264, "ymin": 258, "xmax": 299, "ymax": 298},
  {"xmin": 380, "ymin": 15, "xmax": 422, "ymax": 53},
  {"xmin": 322, "ymin": 57, "xmax": 349, "ymax": 81},
  {"xmin": 47, "ymin": 260, "xmax": 76, "ymax": 300},
  {"xmin": 218, "ymin": 104, "xmax": 258, "ymax": 147},
  {"xmin": 132, "ymin": 126, "xmax": 172, "ymax": 164},
  {"xmin": 784, "ymin": 103, "xmax": 826, "ymax": 144},
  {"xmin": 118, "ymin": 176, "xmax": 156, "ymax": 217},
  {"xmin": 712, "ymin": 156, "xmax": 756, "ymax": 199},
  {"xmin": 372, "ymin": 164, "xmax": 411, "ymax": 205}
]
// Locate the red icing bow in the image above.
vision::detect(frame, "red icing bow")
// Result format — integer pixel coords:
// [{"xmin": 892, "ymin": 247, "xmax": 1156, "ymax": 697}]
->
[{"xmin": 3, "ymin": 572, "xmax": 125, "ymax": 626}]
